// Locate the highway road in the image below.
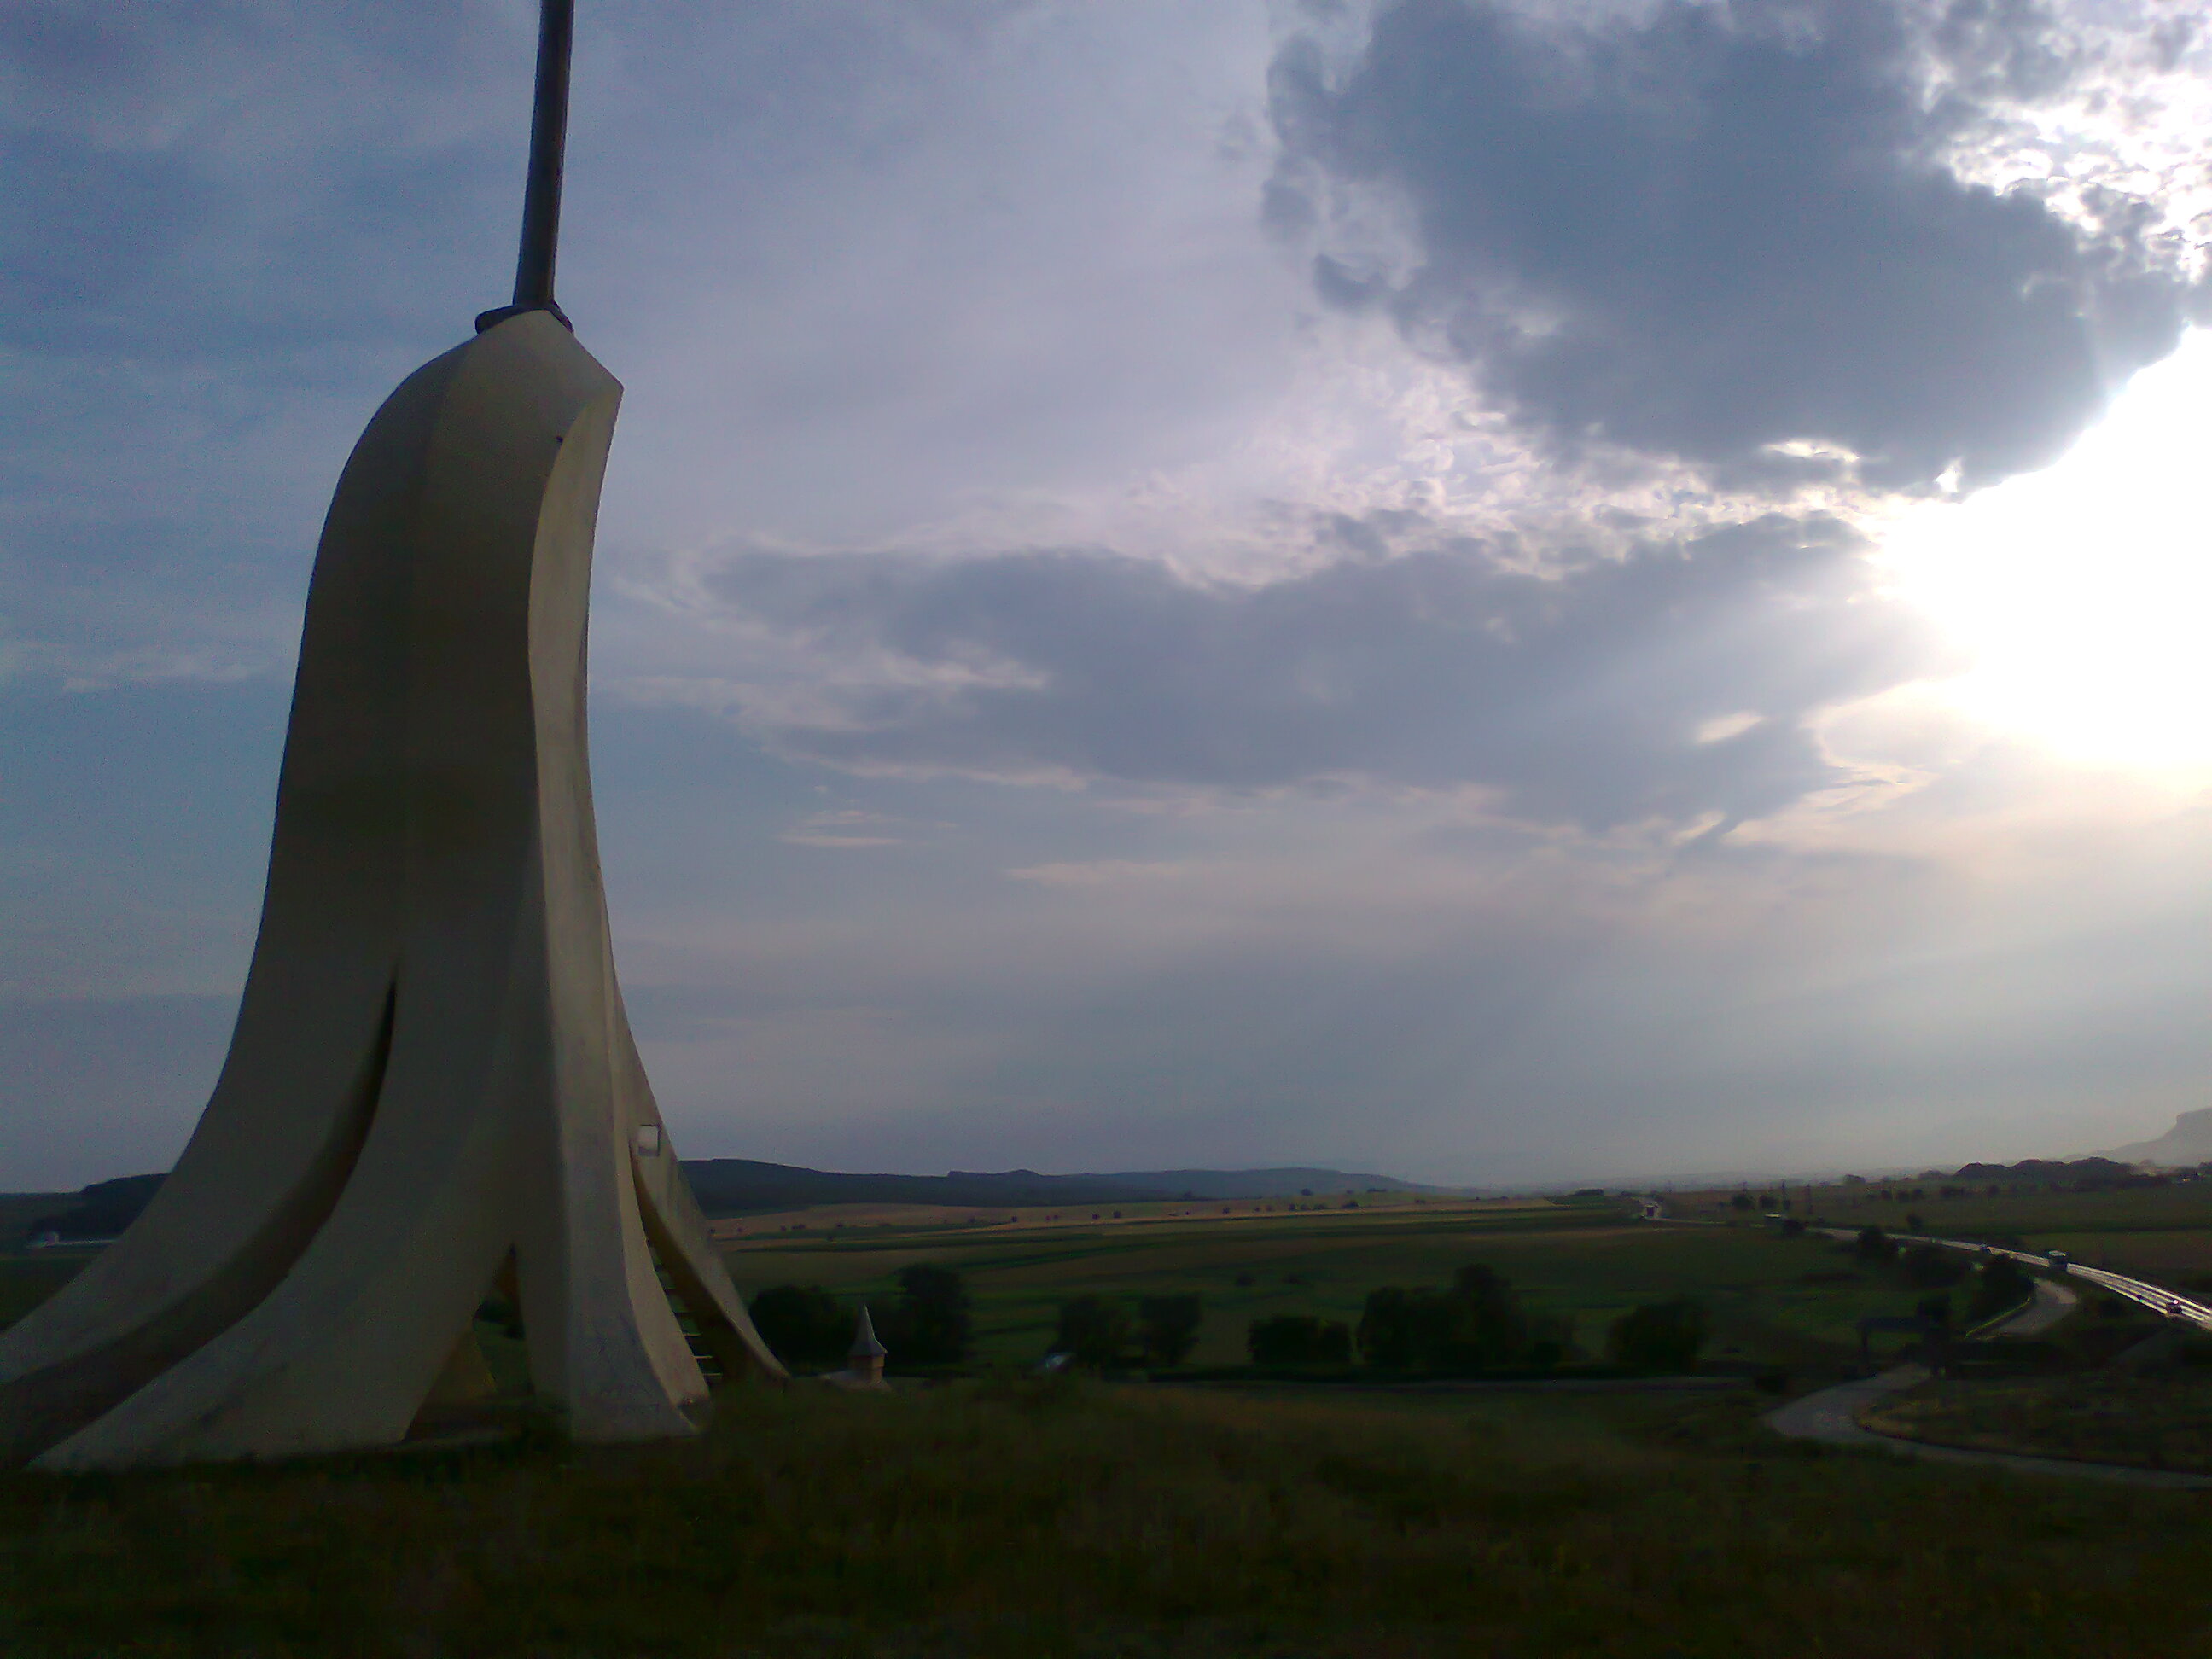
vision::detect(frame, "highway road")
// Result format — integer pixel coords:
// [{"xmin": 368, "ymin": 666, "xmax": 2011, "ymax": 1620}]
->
[
  {"xmin": 1859, "ymin": 1231, "xmax": 2212, "ymax": 1330},
  {"xmin": 1634, "ymin": 1195, "xmax": 2212, "ymax": 1330}
]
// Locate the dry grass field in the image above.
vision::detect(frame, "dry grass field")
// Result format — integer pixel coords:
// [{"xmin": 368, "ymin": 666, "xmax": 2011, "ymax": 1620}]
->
[{"xmin": 703, "ymin": 1190, "xmax": 1526, "ymax": 1243}]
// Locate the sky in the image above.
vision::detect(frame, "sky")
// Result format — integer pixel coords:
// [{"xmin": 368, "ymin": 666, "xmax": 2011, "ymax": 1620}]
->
[{"xmin": 3, "ymin": 0, "xmax": 2210, "ymax": 1191}]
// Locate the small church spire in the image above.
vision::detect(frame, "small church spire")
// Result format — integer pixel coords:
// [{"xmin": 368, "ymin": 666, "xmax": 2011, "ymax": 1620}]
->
[{"xmin": 848, "ymin": 1305, "xmax": 888, "ymax": 1388}]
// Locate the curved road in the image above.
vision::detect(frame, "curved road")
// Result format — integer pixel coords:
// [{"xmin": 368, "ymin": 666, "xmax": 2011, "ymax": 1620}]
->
[
  {"xmin": 1762, "ymin": 1275, "xmax": 2212, "ymax": 1486},
  {"xmin": 1637, "ymin": 1196, "xmax": 2212, "ymax": 1483}
]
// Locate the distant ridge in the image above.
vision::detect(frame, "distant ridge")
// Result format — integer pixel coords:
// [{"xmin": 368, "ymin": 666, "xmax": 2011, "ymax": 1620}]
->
[
  {"xmin": 15, "ymin": 1161, "xmax": 1464, "ymax": 1238},
  {"xmin": 1068, "ymin": 1167, "xmax": 1443, "ymax": 1199},
  {"xmin": 678, "ymin": 1160, "xmax": 1451, "ymax": 1216},
  {"xmin": 18, "ymin": 1174, "xmax": 165, "ymax": 1243}
]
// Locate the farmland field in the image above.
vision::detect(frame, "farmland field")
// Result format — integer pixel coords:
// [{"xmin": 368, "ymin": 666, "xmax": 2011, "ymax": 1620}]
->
[
  {"xmin": 12, "ymin": 1182, "xmax": 2212, "ymax": 1377},
  {"xmin": 1661, "ymin": 1179, "xmax": 2212, "ymax": 1246},
  {"xmin": 718, "ymin": 1196, "xmax": 1966, "ymax": 1370}
]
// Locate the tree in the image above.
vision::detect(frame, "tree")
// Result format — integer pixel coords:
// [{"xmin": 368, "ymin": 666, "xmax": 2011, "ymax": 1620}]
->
[
  {"xmin": 1056, "ymin": 1295, "xmax": 1132, "ymax": 1368},
  {"xmin": 1356, "ymin": 1287, "xmax": 1419, "ymax": 1370},
  {"xmin": 1731, "ymin": 1191, "xmax": 1755, "ymax": 1211},
  {"xmin": 1901, "ymin": 1243, "xmax": 1967, "ymax": 1289},
  {"xmin": 747, "ymin": 1284, "xmax": 854, "ymax": 1367},
  {"xmin": 1435, "ymin": 1265, "xmax": 1536, "ymax": 1370},
  {"xmin": 1606, "ymin": 1298, "xmax": 1708, "ymax": 1371},
  {"xmin": 1970, "ymin": 1255, "xmax": 2032, "ymax": 1323},
  {"xmin": 880, "ymin": 1264, "xmax": 971, "ymax": 1365},
  {"xmin": 1137, "ymin": 1294, "xmax": 1202, "ymax": 1367}
]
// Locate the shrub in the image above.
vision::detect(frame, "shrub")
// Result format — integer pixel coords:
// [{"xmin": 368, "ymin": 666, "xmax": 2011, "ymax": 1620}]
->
[
  {"xmin": 1855, "ymin": 1225, "xmax": 1900, "ymax": 1264},
  {"xmin": 1605, "ymin": 1298, "xmax": 1709, "ymax": 1372},
  {"xmin": 1137, "ymin": 1294, "xmax": 1202, "ymax": 1367}
]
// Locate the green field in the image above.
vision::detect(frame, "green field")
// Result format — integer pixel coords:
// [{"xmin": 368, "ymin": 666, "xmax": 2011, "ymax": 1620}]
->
[
  {"xmin": 719, "ymin": 1198, "xmax": 1969, "ymax": 1371},
  {"xmin": 0, "ymin": 1196, "xmax": 2034, "ymax": 1383}
]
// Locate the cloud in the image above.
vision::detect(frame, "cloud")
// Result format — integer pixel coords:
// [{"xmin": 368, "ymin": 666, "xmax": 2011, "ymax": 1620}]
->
[
  {"xmin": 1267, "ymin": 0, "xmax": 2198, "ymax": 491},
  {"xmin": 680, "ymin": 512, "xmax": 1939, "ymax": 827}
]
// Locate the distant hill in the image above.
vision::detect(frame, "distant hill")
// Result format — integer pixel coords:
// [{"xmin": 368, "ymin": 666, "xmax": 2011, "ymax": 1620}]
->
[
  {"xmin": 13, "ymin": 1161, "xmax": 1449, "ymax": 1238},
  {"xmin": 1950, "ymin": 1156, "xmax": 2140, "ymax": 1186},
  {"xmin": 678, "ymin": 1160, "xmax": 1441, "ymax": 1216},
  {"xmin": 21, "ymin": 1173, "xmax": 166, "ymax": 1243},
  {"xmin": 1946, "ymin": 1159, "xmax": 2168, "ymax": 1194},
  {"xmin": 2092, "ymin": 1109, "xmax": 2212, "ymax": 1168},
  {"xmin": 1063, "ymin": 1167, "xmax": 1435, "ymax": 1199}
]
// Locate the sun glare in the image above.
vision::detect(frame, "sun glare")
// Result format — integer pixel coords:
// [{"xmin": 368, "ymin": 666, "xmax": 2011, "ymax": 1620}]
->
[{"xmin": 1877, "ymin": 328, "xmax": 2212, "ymax": 774}]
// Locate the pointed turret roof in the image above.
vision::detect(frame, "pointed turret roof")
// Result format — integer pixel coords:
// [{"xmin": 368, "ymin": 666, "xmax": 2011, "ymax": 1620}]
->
[{"xmin": 850, "ymin": 1304, "xmax": 887, "ymax": 1359}]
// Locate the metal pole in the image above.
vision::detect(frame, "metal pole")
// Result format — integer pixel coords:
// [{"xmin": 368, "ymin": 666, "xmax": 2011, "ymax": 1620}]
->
[{"xmin": 478, "ymin": 0, "xmax": 575, "ymax": 332}]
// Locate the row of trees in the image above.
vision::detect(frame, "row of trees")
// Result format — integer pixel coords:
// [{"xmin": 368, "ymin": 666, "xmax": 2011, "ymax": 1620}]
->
[
  {"xmin": 1345, "ymin": 1267, "xmax": 1705, "ymax": 1372},
  {"xmin": 1853, "ymin": 1225, "xmax": 2037, "ymax": 1328},
  {"xmin": 749, "ymin": 1264, "xmax": 973, "ymax": 1367},
  {"xmin": 1054, "ymin": 1294, "xmax": 1203, "ymax": 1369},
  {"xmin": 1052, "ymin": 1266, "xmax": 1657, "ymax": 1372},
  {"xmin": 748, "ymin": 1262, "xmax": 1711, "ymax": 1376},
  {"xmin": 1353, "ymin": 1266, "xmax": 1572, "ymax": 1370}
]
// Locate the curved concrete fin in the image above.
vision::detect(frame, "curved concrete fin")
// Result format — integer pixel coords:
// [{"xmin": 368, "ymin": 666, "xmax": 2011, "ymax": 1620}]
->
[
  {"xmin": 0, "ymin": 346, "xmax": 467, "ymax": 1446},
  {"xmin": 630, "ymin": 1109, "xmax": 786, "ymax": 1381},
  {"xmin": 0, "ymin": 986, "xmax": 396, "ymax": 1464}
]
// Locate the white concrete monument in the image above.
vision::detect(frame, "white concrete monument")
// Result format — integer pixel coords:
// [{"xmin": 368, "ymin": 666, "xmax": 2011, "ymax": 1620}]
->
[{"xmin": 0, "ymin": 0, "xmax": 784, "ymax": 1470}]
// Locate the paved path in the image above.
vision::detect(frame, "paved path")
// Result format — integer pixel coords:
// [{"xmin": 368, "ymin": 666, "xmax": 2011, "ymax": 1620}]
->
[
  {"xmin": 1639, "ymin": 1196, "xmax": 2212, "ymax": 1483},
  {"xmin": 1763, "ymin": 1281, "xmax": 2212, "ymax": 1487}
]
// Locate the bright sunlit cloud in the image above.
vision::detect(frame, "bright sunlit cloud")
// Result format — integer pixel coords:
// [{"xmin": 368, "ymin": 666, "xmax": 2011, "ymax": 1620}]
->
[{"xmin": 1878, "ymin": 329, "xmax": 2212, "ymax": 774}]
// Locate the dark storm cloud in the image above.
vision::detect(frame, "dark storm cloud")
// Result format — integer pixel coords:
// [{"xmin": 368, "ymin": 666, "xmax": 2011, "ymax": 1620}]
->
[
  {"xmin": 704, "ymin": 515, "xmax": 1937, "ymax": 826},
  {"xmin": 1268, "ymin": 0, "xmax": 2195, "ymax": 489}
]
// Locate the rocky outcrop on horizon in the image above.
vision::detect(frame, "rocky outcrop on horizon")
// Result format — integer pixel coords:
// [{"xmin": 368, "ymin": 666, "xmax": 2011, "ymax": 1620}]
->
[{"xmin": 2092, "ymin": 1108, "xmax": 2212, "ymax": 1168}]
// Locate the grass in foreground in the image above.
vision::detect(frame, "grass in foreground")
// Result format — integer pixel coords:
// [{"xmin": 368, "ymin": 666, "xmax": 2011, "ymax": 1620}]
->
[
  {"xmin": 1864, "ymin": 1368, "xmax": 2212, "ymax": 1473},
  {"xmin": 3, "ymin": 1379, "xmax": 2210, "ymax": 1657}
]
